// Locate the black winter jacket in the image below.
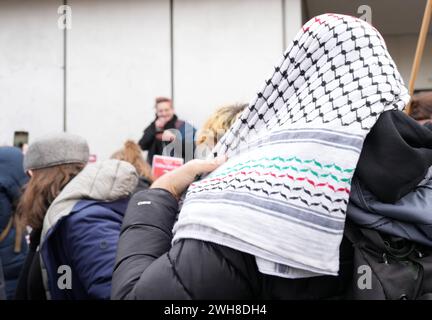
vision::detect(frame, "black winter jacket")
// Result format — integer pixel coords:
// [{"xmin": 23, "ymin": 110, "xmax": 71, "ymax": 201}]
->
[
  {"xmin": 111, "ymin": 189, "xmax": 353, "ymax": 300},
  {"xmin": 14, "ymin": 229, "xmax": 46, "ymax": 300}
]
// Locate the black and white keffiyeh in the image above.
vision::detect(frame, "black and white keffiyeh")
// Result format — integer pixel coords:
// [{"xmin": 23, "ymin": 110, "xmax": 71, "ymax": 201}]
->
[{"xmin": 173, "ymin": 14, "xmax": 410, "ymax": 278}]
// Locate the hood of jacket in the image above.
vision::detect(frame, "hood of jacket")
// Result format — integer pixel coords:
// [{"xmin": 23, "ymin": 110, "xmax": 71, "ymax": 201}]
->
[
  {"xmin": 0, "ymin": 147, "xmax": 28, "ymax": 228},
  {"xmin": 41, "ymin": 159, "xmax": 138, "ymax": 243},
  {"xmin": 0, "ymin": 147, "xmax": 28, "ymax": 196},
  {"xmin": 347, "ymin": 175, "xmax": 432, "ymax": 246},
  {"xmin": 356, "ymin": 110, "xmax": 432, "ymax": 203}
]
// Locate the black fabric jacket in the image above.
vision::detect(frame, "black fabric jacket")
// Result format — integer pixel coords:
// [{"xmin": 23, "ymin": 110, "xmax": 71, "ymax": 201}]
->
[
  {"xmin": 14, "ymin": 229, "xmax": 46, "ymax": 300},
  {"xmin": 356, "ymin": 110, "xmax": 432, "ymax": 203},
  {"xmin": 111, "ymin": 189, "xmax": 353, "ymax": 300}
]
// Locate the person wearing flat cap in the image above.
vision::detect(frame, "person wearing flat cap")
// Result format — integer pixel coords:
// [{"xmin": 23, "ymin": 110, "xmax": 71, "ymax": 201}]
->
[{"xmin": 14, "ymin": 132, "xmax": 139, "ymax": 300}]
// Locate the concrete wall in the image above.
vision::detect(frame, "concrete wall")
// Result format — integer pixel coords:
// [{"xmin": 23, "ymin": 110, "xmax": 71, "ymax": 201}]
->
[
  {"xmin": 173, "ymin": 0, "xmax": 289, "ymax": 128},
  {"xmin": 0, "ymin": 0, "xmax": 304, "ymax": 159},
  {"xmin": 66, "ymin": 0, "xmax": 171, "ymax": 160},
  {"xmin": 3, "ymin": 1, "xmax": 431, "ymax": 160},
  {"xmin": 0, "ymin": 0, "xmax": 63, "ymax": 146},
  {"xmin": 1, "ymin": 0, "xmax": 303, "ymax": 159}
]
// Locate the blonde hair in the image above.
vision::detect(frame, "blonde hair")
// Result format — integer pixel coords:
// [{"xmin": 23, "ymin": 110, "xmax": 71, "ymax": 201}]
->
[
  {"xmin": 111, "ymin": 140, "xmax": 153, "ymax": 182},
  {"xmin": 197, "ymin": 103, "xmax": 247, "ymax": 147}
]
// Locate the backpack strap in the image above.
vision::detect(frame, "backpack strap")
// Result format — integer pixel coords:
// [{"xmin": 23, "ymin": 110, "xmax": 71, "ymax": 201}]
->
[
  {"xmin": 175, "ymin": 120, "xmax": 185, "ymax": 130},
  {"xmin": 358, "ymin": 227, "xmax": 389, "ymax": 252},
  {"xmin": 0, "ymin": 216, "xmax": 23, "ymax": 253},
  {"xmin": 0, "ymin": 217, "xmax": 12, "ymax": 243},
  {"xmin": 345, "ymin": 220, "xmax": 416, "ymax": 259},
  {"xmin": 14, "ymin": 215, "xmax": 23, "ymax": 253}
]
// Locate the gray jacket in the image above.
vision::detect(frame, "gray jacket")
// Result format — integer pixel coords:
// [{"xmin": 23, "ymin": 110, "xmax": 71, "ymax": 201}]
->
[{"xmin": 347, "ymin": 176, "xmax": 432, "ymax": 246}]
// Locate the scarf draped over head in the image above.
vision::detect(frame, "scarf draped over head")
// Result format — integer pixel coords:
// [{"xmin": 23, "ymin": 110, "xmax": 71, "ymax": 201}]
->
[{"xmin": 173, "ymin": 13, "xmax": 410, "ymax": 278}]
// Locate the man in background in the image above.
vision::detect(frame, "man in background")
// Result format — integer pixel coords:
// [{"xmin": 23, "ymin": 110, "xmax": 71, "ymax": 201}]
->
[{"xmin": 139, "ymin": 97, "xmax": 196, "ymax": 165}]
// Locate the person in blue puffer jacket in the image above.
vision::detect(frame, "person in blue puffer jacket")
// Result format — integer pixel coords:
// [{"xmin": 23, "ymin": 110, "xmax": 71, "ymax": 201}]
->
[
  {"xmin": 14, "ymin": 133, "xmax": 138, "ymax": 300},
  {"xmin": 0, "ymin": 147, "xmax": 28, "ymax": 300}
]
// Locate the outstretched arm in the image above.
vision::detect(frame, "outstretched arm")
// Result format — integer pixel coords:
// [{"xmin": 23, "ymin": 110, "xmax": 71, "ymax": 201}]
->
[{"xmin": 111, "ymin": 157, "xmax": 257, "ymax": 300}]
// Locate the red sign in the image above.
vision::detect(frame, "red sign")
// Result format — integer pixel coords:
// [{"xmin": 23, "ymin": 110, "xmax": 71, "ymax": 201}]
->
[
  {"xmin": 89, "ymin": 154, "xmax": 97, "ymax": 163},
  {"xmin": 152, "ymin": 155, "xmax": 184, "ymax": 179}
]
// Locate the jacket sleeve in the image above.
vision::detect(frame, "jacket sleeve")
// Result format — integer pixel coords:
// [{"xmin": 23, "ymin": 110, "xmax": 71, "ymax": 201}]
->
[
  {"xmin": 138, "ymin": 122, "xmax": 158, "ymax": 151},
  {"xmin": 111, "ymin": 189, "xmax": 257, "ymax": 300},
  {"xmin": 62, "ymin": 205, "xmax": 121, "ymax": 300}
]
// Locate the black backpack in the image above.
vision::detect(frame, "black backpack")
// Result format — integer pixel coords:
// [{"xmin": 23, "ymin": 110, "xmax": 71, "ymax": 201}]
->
[{"xmin": 344, "ymin": 221, "xmax": 432, "ymax": 300}]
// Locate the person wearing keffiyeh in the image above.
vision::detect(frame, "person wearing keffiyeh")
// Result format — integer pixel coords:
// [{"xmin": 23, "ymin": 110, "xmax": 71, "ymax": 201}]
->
[{"xmin": 112, "ymin": 13, "xmax": 409, "ymax": 299}]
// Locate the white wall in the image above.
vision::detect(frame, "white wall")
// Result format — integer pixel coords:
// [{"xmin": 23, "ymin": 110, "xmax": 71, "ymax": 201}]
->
[
  {"xmin": 0, "ymin": 0, "xmax": 63, "ymax": 146},
  {"xmin": 0, "ymin": 0, "xmax": 304, "ymax": 160},
  {"xmin": 2, "ymin": 0, "xmax": 432, "ymax": 161},
  {"xmin": 285, "ymin": 0, "xmax": 303, "ymax": 46},
  {"xmin": 173, "ymin": 0, "xmax": 289, "ymax": 128},
  {"xmin": 67, "ymin": 0, "xmax": 171, "ymax": 160}
]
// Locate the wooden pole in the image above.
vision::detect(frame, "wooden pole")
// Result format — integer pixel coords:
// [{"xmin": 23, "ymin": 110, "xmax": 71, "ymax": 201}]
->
[{"xmin": 406, "ymin": 0, "xmax": 432, "ymax": 115}]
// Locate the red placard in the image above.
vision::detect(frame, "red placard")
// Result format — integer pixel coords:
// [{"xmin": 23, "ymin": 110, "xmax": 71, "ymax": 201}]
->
[
  {"xmin": 152, "ymin": 155, "xmax": 184, "ymax": 179},
  {"xmin": 89, "ymin": 154, "xmax": 97, "ymax": 163}
]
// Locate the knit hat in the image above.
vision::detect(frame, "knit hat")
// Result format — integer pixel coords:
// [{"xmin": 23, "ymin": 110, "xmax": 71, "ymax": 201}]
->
[{"xmin": 24, "ymin": 133, "xmax": 90, "ymax": 172}]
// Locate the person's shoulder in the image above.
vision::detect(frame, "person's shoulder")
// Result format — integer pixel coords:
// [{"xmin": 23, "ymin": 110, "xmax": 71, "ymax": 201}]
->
[{"xmin": 59, "ymin": 200, "xmax": 124, "ymax": 245}]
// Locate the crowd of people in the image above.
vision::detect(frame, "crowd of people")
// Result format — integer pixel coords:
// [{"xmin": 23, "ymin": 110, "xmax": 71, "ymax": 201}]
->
[{"xmin": 2, "ymin": 13, "xmax": 432, "ymax": 300}]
